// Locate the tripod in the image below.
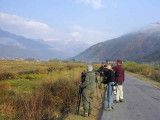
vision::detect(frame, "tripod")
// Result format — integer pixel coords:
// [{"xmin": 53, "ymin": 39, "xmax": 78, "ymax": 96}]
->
[
  {"xmin": 96, "ymin": 80, "xmax": 103, "ymax": 101},
  {"xmin": 75, "ymin": 87, "xmax": 82, "ymax": 115}
]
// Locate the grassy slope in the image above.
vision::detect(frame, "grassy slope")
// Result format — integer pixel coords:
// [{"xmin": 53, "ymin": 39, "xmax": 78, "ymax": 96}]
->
[{"xmin": 127, "ymin": 71, "xmax": 160, "ymax": 88}]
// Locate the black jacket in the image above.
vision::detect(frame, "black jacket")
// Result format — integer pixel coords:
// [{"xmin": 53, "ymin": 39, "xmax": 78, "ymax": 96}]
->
[
  {"xmin": 103, "ymin": 68, "xmax": 115, "ymax": 84},
  {"xmin": 97, "ymin": 66, "xmax": 105, "ymax": 76}
]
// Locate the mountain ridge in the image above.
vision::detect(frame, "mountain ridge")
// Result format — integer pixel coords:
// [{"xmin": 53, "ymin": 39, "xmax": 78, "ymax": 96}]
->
[
  {"xmin": 73, "ymin": 23, "xmax": 160, "ymax": 63},
  {"xmin": 0, "ymin": 29, "xmax": 65, "ymax": 60}
]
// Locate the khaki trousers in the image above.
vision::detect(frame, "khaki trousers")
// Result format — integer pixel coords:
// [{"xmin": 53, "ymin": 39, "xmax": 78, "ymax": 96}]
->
[
  {"xmin": 82, "ymin": 89, "xmax": 94, "ymax": 114},
  {"xmin": 116, "ymin": 85, "xmax": 123, "ymax": 101}
]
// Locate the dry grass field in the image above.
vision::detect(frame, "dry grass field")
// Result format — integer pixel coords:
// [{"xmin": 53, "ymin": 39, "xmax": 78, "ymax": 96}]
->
[{"xmin": 0, "ymin": 60, "xmax": 102, "ymax": 120}]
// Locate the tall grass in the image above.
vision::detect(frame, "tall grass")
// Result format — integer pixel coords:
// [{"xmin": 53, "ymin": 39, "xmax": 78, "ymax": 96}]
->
[
  {"xmin": 0, "ymin": 60, "xmax": 86, "ymax": 120},
  {"xmin": 124, "ymin": 61, "xmax": 160, "ymax": 82},
  {"xmin": 0, "ymin": 84, "xmax": 16, "ymax": 119},
  {"xmin": 13, "ymin": 80, "xmax": 78, "ymax": 120}
]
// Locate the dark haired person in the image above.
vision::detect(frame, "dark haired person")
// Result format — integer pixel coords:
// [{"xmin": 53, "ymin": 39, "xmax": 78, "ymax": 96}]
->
[
  {"xmin": 81, "ymin": 70, "xmax": 87, "ymax": 83},
  {"xmin": 80, "ymin": 65, "xmax": 96, "ymax": 117},
  {"xmin": 103, "ymin": 65, "xmax": 116, "ymax": 111},
  {"xmin": 97, "ymin": 62, "xmax": 105, "ymax": 88},
  {"xmin": 112, "ymin": 59, "xmax": 125, "ymax": 103}
]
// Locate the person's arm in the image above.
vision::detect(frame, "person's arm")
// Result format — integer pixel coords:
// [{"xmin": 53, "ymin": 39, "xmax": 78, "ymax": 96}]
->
[
  {"xmin": 112, "ymin": 66, "xmax": 117, "ymax": 71},
  {"xmin": 122, "ymin": 69, "xmax": 125, "ymax": 82},
  {"xmin": 81, "ymin": 73, "xmax": 89, "ymax": 88},
  {"xmin": 97, "ymin": 67, "xmax": 103, "ymax": 74}
]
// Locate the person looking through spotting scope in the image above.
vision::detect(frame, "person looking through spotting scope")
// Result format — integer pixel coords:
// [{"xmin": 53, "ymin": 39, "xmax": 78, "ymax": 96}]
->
[
  {"xmin": 97, "ymin": 62, "xmax": 105, "ymax": 88},
  {"xmin": 81, "ymin": 70, "xmax": 87, "ymax": 83},
  {"xmin": 80, "ymin": 65, "xmax": 96, "ymax": 117}
]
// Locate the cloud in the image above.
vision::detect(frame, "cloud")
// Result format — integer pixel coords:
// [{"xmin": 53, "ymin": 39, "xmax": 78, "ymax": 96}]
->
[
  {"xmin": 69, "ymin": 24, "xmax": 114, "ymax": 44},
  {"xmin": 69, "ymin": 32, "xmax": 81, "ymax": 40},
  {"xmin": 0, "ymin": 12, "xmax": 116, "ymax": 57},
  {"xmin": 44, "ymin": 38, "xmax": 61, "ymax": 41},
  {"xmin": 0, "ymin": 12, "xmax": 113, "ymax": 45},
  {"xmin": 72, "ymin": 25, "xmax": 83, "ymax": 30},
  {"xmin": 0, "ymin": 12, "xmax": 55, "ymax": 39},
  {"xmin": 0, "ymin": 37, "xmax": 25, "ymax": 48},
  {"xmin": 75, "ymin": 0, "xmax": 103, "ymax": 8},
  {"xmin": 137, "ymin": 22, "xmax": 160, "ymax": 34}
]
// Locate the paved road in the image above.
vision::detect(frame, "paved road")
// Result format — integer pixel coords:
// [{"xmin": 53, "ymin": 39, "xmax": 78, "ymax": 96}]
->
[{"xmin": 100, "ymin": 73, "xmax": 160, "ymax": 120}]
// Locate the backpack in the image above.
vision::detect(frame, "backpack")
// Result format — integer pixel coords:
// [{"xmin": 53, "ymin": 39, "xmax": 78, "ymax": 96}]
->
[
  {"xmin": 102, "ymin": 69, "xmax": 115, "ymax": 84},
  {"xmin": 101, "ymin": 68, "xmax": 109, "ymax": 84},
  {"xmin": 102, "ymin": 77, "xmax": 108, "ymax": 84}
]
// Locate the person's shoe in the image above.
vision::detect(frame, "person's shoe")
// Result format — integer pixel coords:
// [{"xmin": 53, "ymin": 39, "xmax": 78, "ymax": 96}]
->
[
  {"xmin": 114, "ymin": 100, "xmax": 120, "ymax": 103},
  {"xmin": 88, "ymin": 111, "xmax": 92, "ymax": 116},
  {"xmin": 104, "ymin": 107, "xmax": 112, "ymax": 111},
  {"xmin": 120, "ymin": 99, "xmax": 124, "ymax": 102},
  {"xmin": 111, "ymin": 106, "xmax": 115, "ymax": 109}
]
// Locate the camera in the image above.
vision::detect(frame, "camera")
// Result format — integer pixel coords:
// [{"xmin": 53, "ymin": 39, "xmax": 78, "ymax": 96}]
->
[{"xmin": 112, "ymin": 85, "xmax": 117, "ymax": 95}]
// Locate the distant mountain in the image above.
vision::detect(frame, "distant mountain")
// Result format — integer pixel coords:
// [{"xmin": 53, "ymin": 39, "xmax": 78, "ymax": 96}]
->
[
  {"xmin": 137, "ymin": 51, "xmax": 160, "ymax": 63},
  {"xmin": 73, "ymin": 23, "xmax": 160, "ymax": 63},
  {"xmin": 0, "ymin": 29, "xmax": 66, "ymax": 60}
]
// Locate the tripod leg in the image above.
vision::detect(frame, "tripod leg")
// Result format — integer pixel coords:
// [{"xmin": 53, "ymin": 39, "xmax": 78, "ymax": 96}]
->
[
  {"xmin": 75, "ymin": 89, "xmax": 82, "ymax": 115},
  {"xmin": 88, "ymin": 98, "xmax": 91, "ymax": 116},
  {"xmin": 96, "ymin": 83, "xmax": 99, "ymax": 101},
  {"xmin": 97, "ymin": 82, "xmax": 103, "ymax": 99},
  {"xmin": 78, "ymin": 93, "xmax": 82, "ymax": 114},
  {"xmin": 75, "ymin": 95, "xmax": 80, "ymax": 114}
]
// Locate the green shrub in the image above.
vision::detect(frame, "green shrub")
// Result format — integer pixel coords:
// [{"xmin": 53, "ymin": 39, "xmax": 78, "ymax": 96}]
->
[
  {"xmin": 124, "ymin": 61, "xmax": 160, "ymax": 82},
  {"xmin": 150, "ymin": 71, "xmax": 160, "ymax": 82}
]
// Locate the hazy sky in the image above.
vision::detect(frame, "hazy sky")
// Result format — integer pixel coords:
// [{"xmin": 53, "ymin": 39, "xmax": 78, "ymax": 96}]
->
[{"xmin": 0, "ymin": 0, "xmax": 160, "ymax": 53}]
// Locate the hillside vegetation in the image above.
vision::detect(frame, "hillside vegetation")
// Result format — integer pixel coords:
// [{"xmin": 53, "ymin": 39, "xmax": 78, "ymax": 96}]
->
[
  {"xmin": 73, "ymin": 23, "xmax": 160, "ymax": 63},
  {"xmin": 124, "ymin": 61, "xmax": 160, "ymax": 82},
  {"xmin": 0, "ymin": 60, "xmax": 101, "ymax": 120}
]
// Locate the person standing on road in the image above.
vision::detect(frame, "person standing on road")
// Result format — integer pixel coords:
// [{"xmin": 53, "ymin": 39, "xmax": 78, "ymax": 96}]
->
[
  {"xmin": 112, "ymin": 59, "xmax": 125, "ymax": 103},
  {"xmin": 80, "ymin": 65, "xmax": 96, "ymax": 117},
  {"xmin": 103, "ymin": 65, "xmax": 116, "ymax": 111}
]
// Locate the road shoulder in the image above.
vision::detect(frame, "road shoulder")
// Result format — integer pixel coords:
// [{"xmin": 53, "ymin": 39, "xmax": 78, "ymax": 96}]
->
[{"xmin": 126, "ymin": 71, "xmax": 160, "ymax": 88}]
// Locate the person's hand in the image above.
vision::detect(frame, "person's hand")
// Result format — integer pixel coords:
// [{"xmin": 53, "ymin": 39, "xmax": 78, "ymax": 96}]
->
[
  {"xmin": 114, "ymin": 82, "xmax": 117, "ymax": 86},
  {"xmin": 80, "ymin": 83, "xmax": 83, "ymax": 88}
]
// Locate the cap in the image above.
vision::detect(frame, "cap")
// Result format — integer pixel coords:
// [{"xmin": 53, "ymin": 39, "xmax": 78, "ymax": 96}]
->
[
  {"xmin": 86, "ymin": 65, "xmax": 93, "ymax": 71},
  {"xmin": 105, "ymin": 65, "xmax": 112, "ymax": 70}
]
